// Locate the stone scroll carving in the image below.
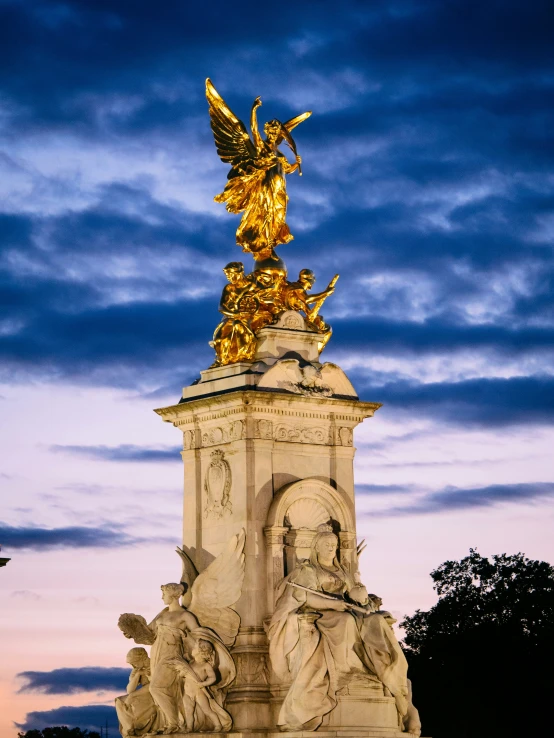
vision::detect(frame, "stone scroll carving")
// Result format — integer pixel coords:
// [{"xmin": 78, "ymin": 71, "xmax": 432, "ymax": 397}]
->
[
  {"xmin": 274, "ymin": 423, "xmax": 329, "ymax": 445},
  {"xmin": 117, "ymin": 531, "xmax": 246, "ymax": 735},
  {"xmin": 185, "ymin": 419, "xmax": 353, "ymax": 449},
  {"xmin": 204, "ymin": 449, "xmax": 232, "ymax": 519},
  {"xmin": 201, "ymin": 420, "xmax": 244, "ymax": 448},
  {"xmin": 337, "ymin": 426, "xmax": 353, "ymax": 446},
  {"xmin": 183, "ymin": 428, "xmax": 195, "ymax": 450},
  {"xmin": 256, "ymin": 421, "xmax": 349, "ymax": 446},
  {"xmin": 183, "ymin": 420, "xmax": 244, "ymax": 451}
]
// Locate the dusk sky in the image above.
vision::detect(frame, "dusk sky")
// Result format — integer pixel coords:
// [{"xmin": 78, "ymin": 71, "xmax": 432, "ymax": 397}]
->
[{"xmin": 1, "ymin": 0, "xmax": 554, "ymax": 734}]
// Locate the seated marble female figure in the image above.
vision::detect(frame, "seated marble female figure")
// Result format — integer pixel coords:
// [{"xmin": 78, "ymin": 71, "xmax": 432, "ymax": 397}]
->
[
  {"xmin": 268, "ymin": 525, "xmax": 415, "ymax": 733},
  {"xmin": 115, "ymin": 647, "xmax": 162, "ymax": 737}
]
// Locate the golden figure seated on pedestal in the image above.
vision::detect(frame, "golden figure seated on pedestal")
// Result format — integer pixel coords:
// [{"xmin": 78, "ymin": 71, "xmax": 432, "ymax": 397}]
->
[
  {"xmin": 206, "ymin": 79, "xmax": 339, "ymax": 367},
  {"xmin": 210, "ymin": 257, "xmax": 338, "ymax": 367}
]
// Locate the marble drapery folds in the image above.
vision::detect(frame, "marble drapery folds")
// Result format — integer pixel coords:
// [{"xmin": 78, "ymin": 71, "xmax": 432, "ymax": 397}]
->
[{"xmin": 268, "ymin": 532, "xmax": 410, "ymax": 732}]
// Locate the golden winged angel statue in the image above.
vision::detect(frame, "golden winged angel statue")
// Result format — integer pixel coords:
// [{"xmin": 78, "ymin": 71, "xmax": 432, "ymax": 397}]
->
[{"xmin": 206, "ymin": 79, "xmax": 311, "ymax": 260}]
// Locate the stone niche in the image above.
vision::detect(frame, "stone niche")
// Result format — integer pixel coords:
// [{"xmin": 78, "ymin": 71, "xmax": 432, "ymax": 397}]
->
[
  {"xmin": 264, "ymin": 478, "xmax": 357, "ymax": 612},
  {"xmin": 263, "ymin": 478, "xmax": 402, "ymax": 734}
]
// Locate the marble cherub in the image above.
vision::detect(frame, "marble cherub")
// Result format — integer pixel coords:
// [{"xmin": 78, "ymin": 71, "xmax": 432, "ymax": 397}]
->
[{"xmin": 169, "ymin": 638, "xmax": 232, "ymax": 732}]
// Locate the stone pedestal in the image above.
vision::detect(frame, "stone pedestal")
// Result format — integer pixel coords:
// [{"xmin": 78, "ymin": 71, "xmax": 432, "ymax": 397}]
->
[{"xmin": 154, "ymin": 322, "xmax": 419, "ymax": 736}]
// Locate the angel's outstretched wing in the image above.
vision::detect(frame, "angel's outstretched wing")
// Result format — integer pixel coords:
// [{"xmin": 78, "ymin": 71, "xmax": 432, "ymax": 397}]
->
[
  {"xmin": 188, "ymin": 529, "xmax": 246, "ymax": 646},
  {"xmin": 176, "ymin": 545, "xmax": 199, "ymax": 608},
  {"xmin": 206, "ymin": 79, "xmax": 256, "ymax": 167}
]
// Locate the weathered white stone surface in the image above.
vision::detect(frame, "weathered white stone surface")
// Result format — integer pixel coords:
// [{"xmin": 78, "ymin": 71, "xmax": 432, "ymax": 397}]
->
[
  {"xmin": 117, "ymin": 534, "xmax": 246, "ymax": 735},
  {"xmin": 257, "ymin": 359, "xmax": 357, "ymax": 398},
  {"xmin": 254, "ymin": 321, "xmax": 321, "ymax": 365},
  {"xmin": 147, "ymin": 324, "xmax": 426, "ymax": 736},
  {"xmin": 158, "ymin": 733, "xmax": 409, "ymax": 738}
]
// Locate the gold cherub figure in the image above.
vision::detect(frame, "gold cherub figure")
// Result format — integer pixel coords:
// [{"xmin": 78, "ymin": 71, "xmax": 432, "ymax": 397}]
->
[{"xmin": 206, "ymin": 79, "xmax": 311, "ymax": 260}]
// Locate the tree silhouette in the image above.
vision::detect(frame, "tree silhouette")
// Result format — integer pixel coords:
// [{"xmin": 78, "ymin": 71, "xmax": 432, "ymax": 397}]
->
[
  {"xmin": 402, "ymin": 549, "xmax": 554, "ymax": 738},
  {"xmin": 18, "ymin": 728, "xmax": 101, "ymax": 738}
]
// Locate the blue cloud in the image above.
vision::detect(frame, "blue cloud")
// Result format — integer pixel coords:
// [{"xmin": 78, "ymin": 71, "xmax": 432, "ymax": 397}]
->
[
  {"xmin": 0, "ymin": 0, "xmax": 552, "ymax": 435},
  {"xmin": 50, "ymin": 444, "xmax": 182, "ymax": 462},
  {"xmin": 372, "ymin": 482, "xmax": 554, "ymax": 517},
  {"xmin": 17, "ymin": 704, "xmax": 117, "ymax": 733},
  {"xmin": 356, "ymin": 375, "xmax": 554, "ymax": 427},
  {"xmin": 0, "ymin": 522, "xmax": 140, "ymax": 551},
  {"xmin": 356, "ymin": 483, "xmax": 416, "ymax": 495},
  {"xmin": 18, "ymin": 667, "xmax": 128, "ymax": 695}
]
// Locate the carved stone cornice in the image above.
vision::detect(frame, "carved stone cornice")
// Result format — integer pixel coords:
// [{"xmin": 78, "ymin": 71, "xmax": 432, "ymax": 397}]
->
[
  {"xmin": 156, "ymin": 390, "xmax": 379, "ymax": 419},
  {"xmin": 155, "ymin": 391, "xmax": 380, "ymax": 451}
]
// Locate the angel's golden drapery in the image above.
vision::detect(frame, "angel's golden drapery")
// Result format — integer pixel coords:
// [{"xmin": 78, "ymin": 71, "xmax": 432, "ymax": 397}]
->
[
  {"xmin": 214, "ymin": 152, "xmax": 293, "ymax": 256},
  {"xmin": 206, "ymin": 79, "xmax": 311, "ymax": 259}
]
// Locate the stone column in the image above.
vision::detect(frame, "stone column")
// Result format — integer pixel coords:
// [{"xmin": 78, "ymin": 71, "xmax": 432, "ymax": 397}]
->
[
  {"xmin": 264, "ymin": 525, "xmax": 288, "ymax": 612},
  {"xmin": 155, "ymin": 358, "xmax": 380, "ymax": 732}
]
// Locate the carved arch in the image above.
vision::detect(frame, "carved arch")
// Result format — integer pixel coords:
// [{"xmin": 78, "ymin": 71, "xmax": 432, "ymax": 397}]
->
[
  {"xmin": 266, "ymin": 478, "xmax": 355, "ymax": 532},
  {"xmin": 264, "ymin": 478, "xmax": 357, "ymax": 612}
]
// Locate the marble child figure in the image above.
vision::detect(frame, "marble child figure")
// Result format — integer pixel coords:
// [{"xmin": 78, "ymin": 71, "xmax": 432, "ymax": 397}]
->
[
  {"xmin": 171, "ymin": 639, "xmax": 232, "ymax": 733},
  {"xmin": 211, "ymin": 262, "xmax": 257, "ymax": 366}
]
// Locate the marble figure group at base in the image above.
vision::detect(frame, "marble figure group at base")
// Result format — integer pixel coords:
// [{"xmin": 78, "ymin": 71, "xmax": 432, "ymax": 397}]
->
[
  {"xmin": 116, "ymin": 526, "xmax": 420, "ymax": 737},
  {"xmin": 116, "ymin": 532, "xmax": 244, "ymax": 736}
]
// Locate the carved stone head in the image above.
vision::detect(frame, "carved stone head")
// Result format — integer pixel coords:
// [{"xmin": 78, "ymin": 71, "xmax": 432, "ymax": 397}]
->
[{"xmin": 161, "ymin": 582, "xmax": 185, "ymax": 605}]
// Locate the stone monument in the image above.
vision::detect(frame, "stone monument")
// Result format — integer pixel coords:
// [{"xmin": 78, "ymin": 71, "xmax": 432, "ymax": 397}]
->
[{"xmin": 116, "ymin": 80, "xmax": 423, "ymax": 738}]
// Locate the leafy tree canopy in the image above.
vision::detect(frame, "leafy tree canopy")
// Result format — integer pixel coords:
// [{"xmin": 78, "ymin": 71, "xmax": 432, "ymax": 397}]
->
[
  {"xmin": 401, "ymin": 549, "xmax": 554, "ymax": 738},
  {"xmin": 18, "ymin": 727, "xmax": 101, "ymax": 738}
]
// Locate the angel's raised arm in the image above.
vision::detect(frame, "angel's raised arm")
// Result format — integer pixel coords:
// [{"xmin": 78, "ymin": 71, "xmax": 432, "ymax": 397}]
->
[{"xmin": 250, "ymin": 96, "xmax": 263, "ymax": 152}]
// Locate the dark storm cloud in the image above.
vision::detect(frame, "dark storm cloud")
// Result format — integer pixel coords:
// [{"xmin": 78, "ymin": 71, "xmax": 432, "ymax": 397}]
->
[
  {"xmin": 0, "ymin": 0, "xmax": 553, "ymax": 429},
  {"xmin": 50, "ymin": 443, "xmax": 182, "ymax": 462},
  {"xmin": 17, "ymin": 704, "xmax": 117, "ymax": 732},
  {"xmin": 0, "ymin": 522, "xmax": 140, "ymax": 550},
  {"xmin": 355, "ymin": 375, "xmax": 554, "ymax": 427},
  {"xmin": 0, "ymin": 293, "xmax": 216, "ymax": 384},
  {"xmin": 373, "ymin": 482, "xmax": 554, "ymax": 517},
  {"xmin": 333, "ymin": 319, "xmax": 554, "ymax": 355},
  {"xmin": 18, "ymin": 667, "xmax": 128, "ymax": 695}
]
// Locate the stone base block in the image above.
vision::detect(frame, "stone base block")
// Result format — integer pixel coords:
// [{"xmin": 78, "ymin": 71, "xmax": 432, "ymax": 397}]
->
[
  {"xmin": 157, "ymin": 727, "xmax": 420, "ymax": 738},
  {"xmin": 227, "ymin": 697, "xmax": 271, "ymax": 731},
  {"xmin": 323, "ymin": 695, "xmax": 399, "ymax": 731}
]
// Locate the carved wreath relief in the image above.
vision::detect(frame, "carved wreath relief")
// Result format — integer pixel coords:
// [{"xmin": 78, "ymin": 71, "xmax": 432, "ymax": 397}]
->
[
  {"xmin": 234, "ymin": 652, "xmax": 270, "ymax": 686},
  {"xmin": 204, "ymin": 449, "xmax": 232, "ymax": 519}
]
